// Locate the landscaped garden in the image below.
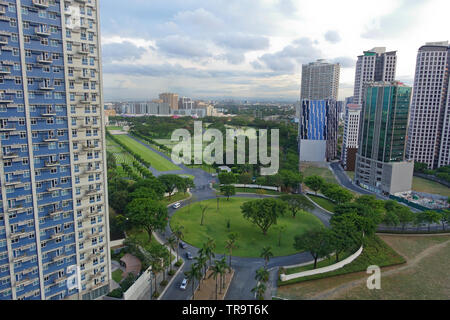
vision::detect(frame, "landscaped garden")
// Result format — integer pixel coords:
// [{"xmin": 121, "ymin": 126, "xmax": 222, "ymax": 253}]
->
[
  {"xmin": 170, "ymin": 197, "xmax": 324, "ymax": 257},
  {"xmin": 114, "ymin": 134, "xmax": 181, "ymax": 172}
]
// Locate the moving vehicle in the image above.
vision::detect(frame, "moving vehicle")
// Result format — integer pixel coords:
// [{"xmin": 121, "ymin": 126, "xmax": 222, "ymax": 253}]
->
[
  {"xmin": 180, "ymin": 279, "xmax": 188, "ymax": 290},
  {"xmin": 179, "ymin": 242, "xmax": 188, "ymax": 249},
  {"xmin": 186, "ymin": 252, "xmax": 193, "ymax": 260},
  {"xmin": 173, "ymin": 202, "xmax": 181, "ymax": 209}
]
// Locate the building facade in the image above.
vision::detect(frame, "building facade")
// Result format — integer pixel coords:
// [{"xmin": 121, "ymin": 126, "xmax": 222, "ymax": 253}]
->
[
  {"xmin": 353, "ymin": 48, "xmax": 397, "ymax": 105},
  {"xmin": 300, "ymin": 59, "xmax": 340, "ymax": 101},
  {"xmin": 341, "ymin": 104, "xmax": 362, "ymax": 171},
  {"xmin": 355, "ymin": 82, "xmax": 413, "ymax": 195},
  {"xmin": 0, "ymin": 0, "xmax": 111, "ymax": 300},
  {"xmin": 299, "ymin": 99, "xmax": 338, "ymax": 162},
  {"xmin": 406, "ymin": 41, "xmax": 450, "ymax": 169},
  {"xmin": 159, "ymin": 93, "xmax": 178, "ymax": 111}
]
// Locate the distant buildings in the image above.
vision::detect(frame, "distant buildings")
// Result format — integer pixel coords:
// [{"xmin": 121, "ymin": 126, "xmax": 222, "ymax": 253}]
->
[
  {"xmin": 355, "ymin": 82, "xmax": 414, "ymax": 195},
  {"xmin": 159, "ymin": 93, "xmax": 179, "ymax": 111},
  {"xmin": 301, "ymin": 59, "xmax": 341, "ymax": 101},
  {"xmin": 298, "ymin": 100, "xmax": 338, "ymax": 162},
  {"xmin": 178, "ymin": 97, "xmax": 194, "ymax": 110},
  {"xmin": 406, "ymin": 41, "xmax": 450, "ymax": 169},
  {"xmin": 341, "ymin": 104, "xmax": 362, "ymax": 171},
  {"xmin": 353, "ymin": 48, "xmax": 397, "ymax": 105}
]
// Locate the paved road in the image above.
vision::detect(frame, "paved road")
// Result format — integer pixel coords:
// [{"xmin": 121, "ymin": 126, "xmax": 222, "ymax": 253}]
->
[{"xmin": 126, "ymin": 135, "xmax": 334, "ymax": 300}]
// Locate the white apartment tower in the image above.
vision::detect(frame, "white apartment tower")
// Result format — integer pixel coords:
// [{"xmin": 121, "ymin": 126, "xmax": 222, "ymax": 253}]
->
[
  {"xmin": 353, "ymin": 47, "xmax": 397, "ymax": 105},
  {"xmin": 341, "ymin": 104, "xmax": 362, "ymax": 171},
  {"xmin": 407, "ymin": 41, "xmax": 450, "ymax": 169},
  {"xmin": 0, "ymin": 0, "xmax": 111, "ymax": 300},
  {"xmin": 301, "ymin": 59, "xmax": 341, "ymax": 101}
]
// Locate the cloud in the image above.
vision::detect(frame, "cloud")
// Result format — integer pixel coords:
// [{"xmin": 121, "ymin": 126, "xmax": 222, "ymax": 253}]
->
[
  {"xmin": 214, "ymin": 33, "xmax": 270, "ymax": 51},
  {"xmin": 324, "ymin": 30, "xmax": 341, "ymax": 44},
  {"xmin": 102, "ymin": 41, "xmax": 147, "ymax": 62},
  {"xmin": 361, "ymin": 0, "xmax": 428, "ymax": 39},
  {"xmin": 173, "ymin": 8, "xmax": 223, "ymax": 30},
  {"xmin": 255, "ymin": 37, "xmax": 323, "ymax": 72},
  {"xmin": 156, "ymin": 35, "xmax": 213, "ymax": 59},
  {"xmin": 329, "ymin": 56, "xmax": 356, "ymax": 68},
  {"xmin": 216, "ymin": 52, "xmax": 246, "ymax": 65}
]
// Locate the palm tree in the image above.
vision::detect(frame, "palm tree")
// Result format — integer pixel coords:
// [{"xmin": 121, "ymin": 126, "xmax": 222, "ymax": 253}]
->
[
  {"xmin": 194, "ymin": 253, "xmax": 208, "ymax": 282},
  {"xmin": 185, "ymin": 264, "xmax": 201, "ymax": 300},
  {"xmin": 251, "ymin": 282, "xmax": 267, "ymax": 300},
  {"xmin": 219, "ymin": 257, "xmax": 230, "ymax": 291},
  {"xmin": 150, "ymin": 259, "xmax": 163, "ymax": 298},
  {"xmin": 255, "ymin": 267, "xmax": 269, "ymax": 284},
  {"xmin": 225, "ymin": 233, "xmax": 237, "ymax": 268},
  {"xmin": 260, "ymin": 246, "xmax": 274, "ymax": 269},
  {"xmin": 166, "ymin": 236, "xmax": 177, "ymax": 272},
  {"xmin": 208, "ymin": 262, "xmax": 223, "ymax": 300},
  {"xmin": 173, "ymin": 226, "xmax": 184, "ymax": 262},
  {"xmin": 203, "ymin": 238, "xmax": 216, "ymax": 267}
]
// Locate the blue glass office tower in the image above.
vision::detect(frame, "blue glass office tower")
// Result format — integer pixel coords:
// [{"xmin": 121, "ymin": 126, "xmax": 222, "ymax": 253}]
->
[
  {"xmin": 0, "ymin": 0, "xmax": 111, "ymax": 300},
  {"xmin": 299, "ymin": 99, "xmax": 338, "ymax": 162}
]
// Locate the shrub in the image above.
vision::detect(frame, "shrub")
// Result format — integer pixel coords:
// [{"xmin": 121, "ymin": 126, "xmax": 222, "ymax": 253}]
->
[
  {"xmin": 107, "ymin": 288, "xmax": 123, "ymax": 299},
  {"xmin": 160, "ymin": 280, "xmax": 168, "ymax": 287}
]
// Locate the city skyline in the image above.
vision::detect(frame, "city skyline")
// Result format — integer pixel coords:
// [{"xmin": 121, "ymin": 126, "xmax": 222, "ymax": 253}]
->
[{"xmin": 99, "ymin": 0, "xmax": 448, "ymax": 101}]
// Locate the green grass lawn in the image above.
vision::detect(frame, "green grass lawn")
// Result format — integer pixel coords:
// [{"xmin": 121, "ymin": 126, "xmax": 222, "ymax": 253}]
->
[
  {"xmin": 307, "ymin": 195, "xmax": 337, "ymax": 213},
  {"xmin": 279, "ymin": 235, "xmax": 406, "ymax": 286},
  {"xmin": 301, "ymin": 163, "xmax": 338, "ymax": 184},
  {"xmin": 346, "ymin": 171, "xmax": 355, "ymax": 181},
  {"xmin": 284, "ymin": 251, "xmax": 352, "ymax": 275},
  {"xmin": 170, "ymin": 198, "xmax": 324, "ymax": 258},
  {"xmin": 162, "ymin": 192, "xmax": 191, "ymax": 206},
  {"xmin": 233, "ymin": 188, "xmax": 282, "ymax": 196},
  {"xmin": 107, "ymin": 126, "xmax": 123, "ymax": 131},
  {"xmin": 412, "ymin": 176, "xmax": 450, "ymax": 197},
  {"xmin": 112, "ymin": 269, "xmax": 123, "ymax": 283},
  {"xmin": 114, "ymin": 135, "xmax": 181, "ymax": 172}
]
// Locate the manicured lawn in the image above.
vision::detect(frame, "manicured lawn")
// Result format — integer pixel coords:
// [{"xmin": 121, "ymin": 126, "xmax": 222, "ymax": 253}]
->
[
  {"xmin": 162, "ymin": 192, "xmax": 191, "ymax": 206},
  {"xmin": 114, "ymin": 135, "xmax": 181, "ymax": 172},
  {"xmin": 234, "ymin": 188, "xmax": 282, "ymax": 196},
  {"xmin": 107, "ymin": 126, "xmax": 122, "ymax": 131},
  {"xmin": 178, "ymin": 174, "xmax": 195, "ymax": 180},
  {"xmin": 346, "ymin": 171, "xmax": 355, "ymax": 181},
  {"xmin": 112, "ymin": 269, "xmax": 123, "ymax": 283},
  {"xmin": 278, "ymin": 235, "xmax": 406, "ymax": 286},
  {"xmin": 170, "ymin": 198, "xmax": 324, "ymax": 258},
  {"xmin": 284, "ymin": 251, "xmax": 352, "ymax": 275},
  {"xmin": 301, "ymin": 163, "xmax": 338, "ymax": 184},
  {"xmin": 412, "ymin": 176, "xmax": 450, "ymax": 197},
  {"xmin": 307, "ymin": 195, "xmax": 337, "ymax": 213}
]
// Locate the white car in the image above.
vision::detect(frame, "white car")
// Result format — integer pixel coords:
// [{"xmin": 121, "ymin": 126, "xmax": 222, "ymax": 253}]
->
[
  {"xmin": 180, "ymin": 278, "xmax": 188, "ymax": 290},
  {"xmin": 173, "ymin": 202, "xmax": 181, "ymax": 209}
]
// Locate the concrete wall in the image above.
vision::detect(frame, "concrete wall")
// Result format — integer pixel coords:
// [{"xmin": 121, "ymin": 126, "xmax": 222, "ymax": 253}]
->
[
  {"xmin": 300, "ymin": 140, "xmax": 327, "ymax": 162},
  {"xmin": 280, "ymin": 246, "xmax": 363, "ymax": 282},
  {"xmin": 383, "ymin": 161, "xmax": 414, "ymax": 194},
  {"xmin": 123, "ymin": 267, "xmax": 152, "ymax": 300}
]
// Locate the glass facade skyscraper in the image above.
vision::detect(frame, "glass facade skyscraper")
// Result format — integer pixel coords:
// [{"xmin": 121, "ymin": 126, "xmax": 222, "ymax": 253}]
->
[{"xmin": 0, "ymin": 0, "xmax": 111, "ymax": 300}]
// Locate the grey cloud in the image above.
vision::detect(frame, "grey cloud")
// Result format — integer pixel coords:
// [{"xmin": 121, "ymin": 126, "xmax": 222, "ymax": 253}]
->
[
  {"xmin": 361, "ymin": 0, "xmax": 428, "ymax": 39},
  {"xmin": 324, "ymin": 30, "xmax": 341, "ymax": 44},
  {"xmin": 329, "ymin": 56, "xmax": 356, "ymax": 68},
  {"xmin": 156, "ymin": 35, "xmax": 213, "ymax": 59},
  {"xmin": 214, "ymin": 33, "xmax": 270, "ymax": 51},
  {"xmin": 102, "ymin": 41, "xmax": 147, "ymax": 62},
  {"xmin": 216, "ymin": 52, "xmax": 246, "ymax": 65}
]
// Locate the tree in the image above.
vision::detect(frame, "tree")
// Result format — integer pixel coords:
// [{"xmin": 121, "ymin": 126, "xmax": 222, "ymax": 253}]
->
[
  {"xmin": 194, "ymin": 253, "xmax": 208, "ymax": 282},
  {"xmin": 218, "ymin": 172, "xmax": 236, "ymax": 185},
  {"xmin": 238, "ymin": 172, "xmax": 252, "ymax": 184},
  {"xmin": 322, "ymin": 184, "xmax": 354, "ymax": 205},
  {"xmin": 334, "ymin": 203, "xmax": 381, "ymax": 236},
  {"xmin": 417, "ymin": 211, "xmax": 442, "ymax": 232},
  {"xmin": 185, "ymin": 264, "xmax": 202, "ymax": 300},
  {"xmin": 356, "ymin": 195, "xmax": 386, "ymax": 215},
  {"xmin": 172, "ymin": 226, "xmax": 184, "ymax": 261},
  {"xmin": 385, "ymin": 201, "xmax": 414, "ymax": 231},
  {"xmin": 383, "ymin": 211, "xmax": 400, "ymax": 228},
  {"xmin": 440, "ymin": 210, "xmax": 450, "ymax": 231},
  {"xmin": 251, "ymin": 282, "xmax": 267, "ymax": 300},
  {"xmin": 280, "ymin": 195, "xmax": 314, "ymax": 219},
  {"xmin": 220, "ymin": 185, "xmax": 236, "ymax": 200},
  {"xmin": 274, "ymin": 225, "xmax": 287, "ymax": 247},
  {"xmin": 330, "ymin": 214, "xmax": 363, "ymax": 262},
  {"xmin": 208, "ymin": 261, "xmax": 224, "ymax": 299},
  {"xmin": 166, "ymin": 236, "xmax": 177, "ymax": 272},
  {"xmin": 260, "ymin": 246, "xmax": 274, "ymax": 269},
  {"xmin": 241, "ymin": 199, "xmax": 287, "ymax": 235},
  {"xmin": 202, "ymin": 238, "xmax": 216, "ymax": 267},
  {"xmin": 110, "ymin": 190, "xmax": 130, "ymax": 215},
  {"xmin": 130, "ymin": 187, "xmax": 158, "ymax": 202},
  {"xmin": 126, "ymin": 199, "xmax": 168, "ymax": 243},
  {"xmin": 280, "ymin": 170, "xmax": 303, "ymax": 192},
  {"xmin": 255, "ymin": 267, "xmax": 270, "ymax": 283},
  {"xmin": 158, "ymin": 174, "xmax": 184, "ymax": 199},
  {"xmin": 199, "ymin": 203, "xmax": 210, "ymax": 226},
  {"xmin": 225, "ymin": 233, "xmax": 237, "ymax": 268},
  {"xmin": 294, "ymin": 228, "xmax": 333, "ymax": 269},
  {"xmin": 304, "ymin": 176, "xmax": 325, "ymax": 195}
]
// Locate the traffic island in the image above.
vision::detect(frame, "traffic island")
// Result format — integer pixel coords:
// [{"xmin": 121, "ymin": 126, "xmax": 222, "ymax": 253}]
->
[{"xmin": 193, "ymin": 268, "xmax": 235, "ymax": 300}]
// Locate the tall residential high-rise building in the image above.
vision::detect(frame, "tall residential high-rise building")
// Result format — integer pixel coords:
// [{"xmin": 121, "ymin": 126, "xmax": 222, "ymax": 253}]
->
[
  {"xmin": 159, "ymin": 93, "xmax": 179, "ymax": 111},
  {"xmin": 406, "ymin": 41, "xmax": 450, "ymax": 169},
  {"xmin": 341, "ymin": 104, "xmax": 362, "ymax": 171},
  {"xmin": 298, "ymin": 100, "xmax": 338, "ymax": 162},
  {"xmin": 300, "ymin": 59, "xmax": 340, "ymax": 101},
  {"xmin": 355, "ymin": 82, "xmax": 414, "ymax": 195},
  {"xmin": 353, "ymin": 48, "xmax": 397, "ymax": 105},
  {"xmin": 0, "ymin": 0, "xmax": 111, "ymax": 300}
]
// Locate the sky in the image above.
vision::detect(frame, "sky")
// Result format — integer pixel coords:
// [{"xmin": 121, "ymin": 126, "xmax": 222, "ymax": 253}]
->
[{"xmin": 99, "ymin": 0, "xmax": 449, "ymax": 102}]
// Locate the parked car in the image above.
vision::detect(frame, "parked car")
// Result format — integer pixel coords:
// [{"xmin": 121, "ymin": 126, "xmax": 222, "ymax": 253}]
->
[
  {"xmin": 180, "ymin": 278, "xmax": 188, "ymax": 290},
  {"xmin": 179, "ymin": 242, "xmax": 188, "ymax": 249},
  {"xmin": 186, "ymin": 252, "xmax": 193, "ymax": 260},
  {"xmin": 173, "ymin": 202, "xmax": 181, "ymax": 209}
]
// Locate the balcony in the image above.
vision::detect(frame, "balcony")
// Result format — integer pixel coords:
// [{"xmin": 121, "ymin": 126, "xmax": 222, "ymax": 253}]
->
[
  {"xmin": 49, "ymin": 209, "xmax": 64, "ymax": 217},
  {"xmin": 0, "ymin": 66, "xmax": 10, "ymax": 74},
  {"xmin": 39, "ymin": 83, "xmax": 55, "ymax": 91},
  {"xmin": 37, "ymin": 56, "xmax": 53, "ymax": 64},
  {"xmin": 0, "ymin": 36, "xmax": 7, "ymax": 45},
  {"xmin": 43, "ymin": 137, "xmax": 58, "ymax": 142},
  {"xmin": 2, "ymin": 152, "xmax": 19, "ymax": 159},
  {"xmin": 50, "ymin": 232, "xmax": 64, "ymax": 240},
  {"xmin": 35, "ymin": 27, "xmax": 51, "ymax": 37},
  {"xmin": 47, "ymin": 186, "xmax": 62, "ymax": 192},
  {"xmin": 32, "ymin": 0, "xmax": 49, "ymax": 8},
  {"xmin": 0, "ymin": 124, "xmax": 16, "ymax": 131},
  {"xmin": 0, "ymin": 96, "xmax": 13, "ymax": 103},
  {"xmin": 45, "ymin": 161, "xmax": 60, "ymax": 167},
  {"xmin": 42, "ymin": 110, "xmax": 57, "ymax": 117}
]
